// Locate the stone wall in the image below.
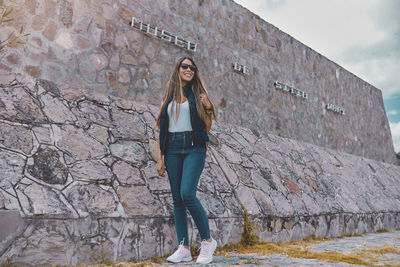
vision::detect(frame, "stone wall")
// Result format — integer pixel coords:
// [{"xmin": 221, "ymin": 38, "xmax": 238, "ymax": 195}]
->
[
  {"xmin": 0, "ymin": 0, "xmax": 396, "ymax": 164},
  {"xmin": 1, "ymin": 75, "xmax": 400, "ymax": 265}
]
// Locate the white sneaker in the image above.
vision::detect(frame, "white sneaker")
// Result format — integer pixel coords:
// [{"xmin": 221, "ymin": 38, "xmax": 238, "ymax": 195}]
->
[
  {"xmin": 196, "ymin": 238, "xmax": 217, "ymax": 264},
  {"xmin": 166, "ymin": 241, "xmax": 192, "ymax": 263}
]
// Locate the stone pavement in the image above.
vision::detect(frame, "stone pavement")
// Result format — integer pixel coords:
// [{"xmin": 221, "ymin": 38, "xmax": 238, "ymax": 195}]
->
[{"xmin": 159, "ymin": 231, "xmax": 400, "ymax": 266}]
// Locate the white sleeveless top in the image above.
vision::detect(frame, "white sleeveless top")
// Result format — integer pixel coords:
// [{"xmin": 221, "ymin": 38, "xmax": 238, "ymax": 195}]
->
[{"xmin": 167, "ymin": 101, "xmax": 193, "ymax": 132}]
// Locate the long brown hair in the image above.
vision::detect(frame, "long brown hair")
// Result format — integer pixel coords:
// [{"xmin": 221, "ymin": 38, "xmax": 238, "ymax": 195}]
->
[{"xmin": 156, "ymin": 57, "xmax": 217, "ymax": 128}]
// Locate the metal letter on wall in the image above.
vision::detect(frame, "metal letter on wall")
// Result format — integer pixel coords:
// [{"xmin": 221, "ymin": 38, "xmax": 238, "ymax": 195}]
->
[
  {"xmin": 130, "ymin": 17, "xmax": 197, "ymax": 52},
  {"xmin": 233, "ymin": 62, "xmax": 250, "ymax": 75},
  {"xmin": 326, "ymin": 103, "xmax": 345, "ymax": 115},
  {"xmin": 274, "ymin": 81, "xmax": 308, "ymax": 99}
]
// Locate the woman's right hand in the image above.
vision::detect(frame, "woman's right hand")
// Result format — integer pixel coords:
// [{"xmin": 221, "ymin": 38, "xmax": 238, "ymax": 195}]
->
[{"xmin": 157, "ymin": 159, "xmax": 166, "ymax": 177}]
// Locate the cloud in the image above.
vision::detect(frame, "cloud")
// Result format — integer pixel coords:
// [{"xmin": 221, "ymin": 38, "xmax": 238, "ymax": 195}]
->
[
  {"xmin": 389, "ymin": 122, "xmax": 400, "ymax": 153},
  {"xmin": 388, "ymin": 110, "xmax": 398, "ymax": 116},
  {"xmin": 335, "ymin": 0, "xmax": 400, "ymax": 99},
  {"xmin": 233, "ymin": 0, "xmax": 400, "ymax": 100}
]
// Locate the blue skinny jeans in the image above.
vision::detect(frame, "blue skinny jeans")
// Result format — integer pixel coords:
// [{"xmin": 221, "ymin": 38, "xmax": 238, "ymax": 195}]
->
[{"xmin": 164, "ymin": 131, "xmax": 210, "ymax": 246}]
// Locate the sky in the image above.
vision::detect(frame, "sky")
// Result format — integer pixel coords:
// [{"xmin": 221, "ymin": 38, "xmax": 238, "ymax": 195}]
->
[{"xmin": 234, "ymin": 0, "xmax": 400, "ymax": 153}]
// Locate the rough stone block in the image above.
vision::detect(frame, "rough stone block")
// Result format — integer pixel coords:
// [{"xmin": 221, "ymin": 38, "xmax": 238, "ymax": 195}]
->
[
  {"xmin": 56, "ymin": 31, "xmax": 74, "ymax": 49},
  {"xmin": 119, "ymin": 7, "xmax": 134, "ymax": 21},
  {"xmin": 121, "ymin": 54, "xmax": 137, "ymax": 65},
  {"xmin": 43, "ymin": 20, "xmax": 58, "ymax": 41},
  {"xmin": 0, "ymin": 150, "xmax": 26, "ymax": 191},
  {"xmin": 111, "ymin": 108, "xmax": 146, "ymax": 141},
  {"xmin": 116, "ymin": 186, "xmax": 163, "ymax": 216},
  {"xmin": 112, "ymin": 161, "xmax": 144, "ymax": 185},
  {"xmin": 90, "ymin": 53, "xmax": 108, "ymax": 71},
  {"xmin": 23, "ymin": 183, "xmax": 77, "ymax": 217},
  {"xmin": 0, "ymin": 122, "xmax": 33, "ymax": 155},
  {"xmin": 27, "ymin": 147, "xmax": 68, "ymax": 184},
  {"xmin": 25, "ymin": 65, "xmax": 41, "ymax": 78},
  {"xmin": 64, "ymin": 183, "xmax": 119, "ymax": 217},
  {"xmin": 40, "ymin": 93, "xmax": 76, "ymax": 123},
  {"xmin": 55, "ymin": 125, "xmax": 107, "ymax": 161},
  {"xmin": 70, "ymin": 160, "xmax": 113, "ymax": 184},
  {"xmin": 110, "ymin": 141, "xmax": 147, "ymax": 166}
]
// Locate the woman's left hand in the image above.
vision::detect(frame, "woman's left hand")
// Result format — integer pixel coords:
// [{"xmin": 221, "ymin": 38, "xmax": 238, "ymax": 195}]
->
[{"xmin": 199, "ymin": 93, "xmax": 212, "ymax": 110}]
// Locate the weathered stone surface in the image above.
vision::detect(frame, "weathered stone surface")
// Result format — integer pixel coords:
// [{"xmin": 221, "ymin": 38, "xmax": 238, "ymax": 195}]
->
[
  {"xmin": 79, "ymin": 60, "xmax": 96, "ymax": 82},
  {"xmin": 111, "ymin": 108, "xmax": 146, "ymax": 141},
  {"xmin": 119, "ymin": 7, "xmax": 134, "ymax": 21},
  {"xmin": 58, "ymin": 0, "xmax": 73, "ymax": 27},
  {"xmin": 40, "ymin": 94, "xmax": 76, "ymax": 123},
  {"xmin": 284, "ymin": 178, "xmax": 300, "ymax": 195},
  {"xmin": 109, "ymin": 54, "xmax": 120, "ymax": 70},
  {"xmin": 107, "ymin": 71, "xmax": 117, "ymax": 88},
  {"xmin": 110, "ymin": 95, "xmax": 133, "ymax": 110},
  {"xmin": 32, "ymin": 126, "xmax": 52, "ymax": 144},
  {"xmin": 23, "ymin": 183, "xmax": 76, "ymax": 217},
  {"xmin": 56, "ymin": 31, "xmax": 73, "ymax": 49},
  {"xmin": 55, "ymin": 125, "xmax": 107, "ymax": 161},
  {"xmin": 77, "ymin": 101, "xmax": 112, "ymax": 127},
  {"xmin": 220, "ymin": 144, "xmax": 242, "ymax": 164},
  {"xmin": 198, "ymin": 192, "xmax": 226, "ymax": 217},
  {"xmin": 25, "ymin": 65, "xmax": 41, "ymax": 78},
  {"xmin": 36, "ymin": 79, "xmax": 61, "ymax": 96},
  {"xmin": 6, "ymin": 54, "xmax": 20, "ymax": 66},
  {"xmin": 0, "ymin": 122, "xmax": 33, "ymax": 154},
  {"xmin": 117, "ymin": 186, "xmax": 163, "ymax": 216},
  {"xmin": 99, "ymin": 219, "xmax": 139, "ymax": 261},
  {"xmin": 136, "ymin": 218, "xmax": 177, "ymax": 260},
  {"xmin": 27, "ymin": 147, "xmax": 68, "ymax": 184},
  {"xmin": 110, "ymin": 141, "xmax": 147, "ymax": 166},
  {"xmin": 118, "ymin": 67, "xmax": 130, "ymax": 83},
  {"xmin": 121, "ymin": 54, "xmax": 137, "ymax": 65},
  {"xmin": 76, "ymin": 36, "xmax": 91, "ymax": 49},
  {"xmin": 43, "ymin": 19, "xmax": 58, "ymax": 41},
  {"xmin": 0, "ymin": 86, "xmax": 47, "ymax": 123},
  {"xmin": 64, "ymin": 183, "xmax": 118, "ymax": 217},
  {"xmin": 0, "ymin": 150, "xmax": 25, "ymax": 191},
  {"xmin": 70, "ymin": 160, "xmax": 113, "ymax": 184},
  {"xmin": 1, "ymin": 76, "xmax": 400, "ymax": 265},
  {"xmin": 148, "ymin": 139, "xmax": 159, "ymax": 161},
  {"xmin": 112, "ymin": 161, "xmax": 144, "ymax": 185},
  {"xmin": 144, "ymin": 161, "xmax": 170, "ymax": 192},
  {"xmin": 211, "ymin": 147, "xmax": 239, "ymax": 186},
  {"xmin": 87, "ymin": 124, "xmax": 109, "ymax": 144},
  {"xmin": 90, "ymin": 53, "xmax": 108, "ymax": 71},
  {"xmin": 1, "ymin": 220, "xmax": 74, "ymax": 266}
]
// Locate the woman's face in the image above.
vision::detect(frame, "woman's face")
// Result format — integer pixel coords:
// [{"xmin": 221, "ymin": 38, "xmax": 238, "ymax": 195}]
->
[{"xmin": 179, "ymin": 59, "xmax": 195, "ymax": 84}]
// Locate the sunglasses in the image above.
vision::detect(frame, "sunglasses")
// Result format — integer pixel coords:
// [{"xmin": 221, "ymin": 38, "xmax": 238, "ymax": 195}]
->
[{"xmin": 180, "ymin": 63, "xmax": 196, "ymax": 71}]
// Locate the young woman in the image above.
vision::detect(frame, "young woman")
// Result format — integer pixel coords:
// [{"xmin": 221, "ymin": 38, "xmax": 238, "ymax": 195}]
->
[{"xmin": 156, "ymin": 57, "xmax": 217, "ymax": 264}]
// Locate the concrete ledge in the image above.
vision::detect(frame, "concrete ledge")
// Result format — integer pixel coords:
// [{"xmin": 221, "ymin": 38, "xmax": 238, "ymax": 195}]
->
[{"xmin": 0, "ymin": 210, "xmax": 25, "ymax": 256}]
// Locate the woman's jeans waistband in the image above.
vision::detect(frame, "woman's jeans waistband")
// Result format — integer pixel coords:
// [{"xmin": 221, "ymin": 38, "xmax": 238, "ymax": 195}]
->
[{"xmin": 167, "ymin": 131, "xmax": 205, "ymax": 154}]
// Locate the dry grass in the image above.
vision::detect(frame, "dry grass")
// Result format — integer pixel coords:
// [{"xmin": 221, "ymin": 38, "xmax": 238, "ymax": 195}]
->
[
  {"xmin": 215, "ymin": 206, "xmax": 400, "ymax": 266},
  {"xmin": 216, "ymin": 237, "xmax": 399, "ymax": 266},
  {"xmin": 0, "ymin": 7, "xmax": 29, "ymax": 53},
  {"xmin": 0, "ymin": 258, "xmax": 14, "ymax": 267},
  {"xmin": 357, "ymin": 244, "xmax": 400, "ymax": 255}
]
